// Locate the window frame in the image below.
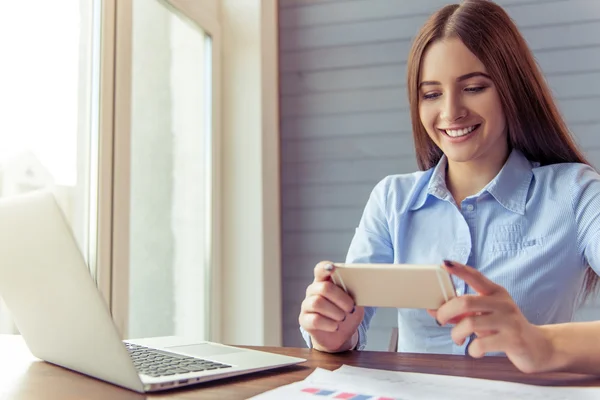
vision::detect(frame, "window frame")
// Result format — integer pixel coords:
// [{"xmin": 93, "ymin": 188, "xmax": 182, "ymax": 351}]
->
[
  {"xmin": 98, "ymin": 0, "xmax": 282, "ymax": 346},
  {"xmin": 97, "ymin": 0, "xmax": 222, "ymax": 339}
]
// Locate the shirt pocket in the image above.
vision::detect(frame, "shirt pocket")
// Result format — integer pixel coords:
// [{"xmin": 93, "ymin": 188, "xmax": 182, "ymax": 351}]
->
[{"xmin": 490, "ymin": 225, "xmax": 545, "ymax": 253}]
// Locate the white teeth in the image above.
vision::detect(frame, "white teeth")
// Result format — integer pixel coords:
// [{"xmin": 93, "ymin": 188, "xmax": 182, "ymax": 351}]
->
[{"xmin": 444, "ymin": 125, "xmax": 477, "ymax": 137}]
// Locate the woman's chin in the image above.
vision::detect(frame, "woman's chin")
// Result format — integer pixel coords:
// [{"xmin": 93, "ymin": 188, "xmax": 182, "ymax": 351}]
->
[{"xmin": 441, "ymin": 149, "xmax": 479, "ymax": 164}]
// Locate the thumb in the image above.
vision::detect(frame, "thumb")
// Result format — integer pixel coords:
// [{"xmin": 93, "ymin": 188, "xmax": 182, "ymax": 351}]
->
[{"xmin": 313, "ymin": 261, "xmax": 335, "ymax": 282}]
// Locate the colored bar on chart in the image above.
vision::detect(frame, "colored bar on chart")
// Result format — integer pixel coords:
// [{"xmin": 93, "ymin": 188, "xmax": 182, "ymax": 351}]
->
[
  {"xmin": 334, "ymin": 393, "xmax": 357, "ymax": 399},
  {"xmin": 314, "ymin": 389, "xmax": 337, "ymax": 396},
  {"xmin": 301, "ymin": 388, "xmax": 321, "ymax": 394}
]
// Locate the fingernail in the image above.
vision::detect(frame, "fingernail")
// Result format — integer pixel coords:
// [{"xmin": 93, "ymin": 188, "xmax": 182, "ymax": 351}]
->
[
  {"xmin": 465, "ymin": 336, "xmax": 474, "ymax": 357},
  {"xmin": 350, "ymin": 305, "xmax": 355, "ymax": 314},
  {"xmin": 324, "ymin": 263, "xmax": 334, "ymax": 272},
  {"xmin": 443, "ymin": 259, "xmax": 455, "ymax": 268}
]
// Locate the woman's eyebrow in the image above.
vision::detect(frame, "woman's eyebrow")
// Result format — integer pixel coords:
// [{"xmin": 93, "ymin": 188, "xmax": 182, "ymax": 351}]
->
[
  {"xmin": 419, "ymin": 71, "xmax": 492, "ymax": 88},
  {"xmin": 457, "ymin": 71, "xmax": 492, "ymax": 82}
]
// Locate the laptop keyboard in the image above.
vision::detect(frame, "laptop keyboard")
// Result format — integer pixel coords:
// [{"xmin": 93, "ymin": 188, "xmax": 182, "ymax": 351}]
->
[{"xmin": 124, "ymin": 343, "xmax": 232, "ymax": 378}]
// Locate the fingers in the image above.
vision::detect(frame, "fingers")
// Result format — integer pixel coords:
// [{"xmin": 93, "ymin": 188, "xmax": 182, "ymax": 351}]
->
[
  {"xmin": 442, "ymin": 260, "xmax": 503, "ymax": 296},
  {"xmin": 299, "ymin": 298, "xmax": 364, "ymax": 341},
  {"xmin": 311, "ymin": 260, "xmax": 355, "ymax": 312},
  {"xmin": 306, "ymin": 281, "xmax": 355, "ymax": 314},
  {"xmin": 299, "ymin": 312, "xmax": 339, "ymax": 333},
  {"xmin": 436, "ymin": 294, "xmax": 507, "ymax": 325},
  {"xmin": 466, "ymin": 333, "xmax": 504, "ymax": 358},
  {"xmin": 302, "ymin": 295, "xmax": 346, "ymax": 323},
  {"xmin": 300, "ymin": 260, "xmax": 356, "ymax": 337},
  {"xmin": 313, "ymin": 261, "xmax": 336, "ymax": 283},
  {"xmin": 451, "ymin": 313, "xmax": 499, "ymax": 345}
]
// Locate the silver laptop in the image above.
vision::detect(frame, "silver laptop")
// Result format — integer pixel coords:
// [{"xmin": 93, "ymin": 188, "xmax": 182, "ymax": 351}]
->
[{"xmin": 0, "ymin": 190, "xmax": 305, "ymax": 393}]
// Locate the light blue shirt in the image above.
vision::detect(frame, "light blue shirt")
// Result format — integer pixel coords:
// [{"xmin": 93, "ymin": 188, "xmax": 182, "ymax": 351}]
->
[{"xmin": 300, "ymin": 149, "xmax": 600, "ymax": 354}]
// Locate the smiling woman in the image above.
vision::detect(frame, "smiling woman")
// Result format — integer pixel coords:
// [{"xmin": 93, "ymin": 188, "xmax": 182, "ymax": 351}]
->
[
  {"xmin": 405, "ymin": 0, "xmax": 595, "ymax": 294},
  {"xmin": 417, "ymin": 39, "xmax": 508, "ymax": 182},
  {"xmin": 298, "ymin": 0, "xmax": 600, "ymax": 376}
]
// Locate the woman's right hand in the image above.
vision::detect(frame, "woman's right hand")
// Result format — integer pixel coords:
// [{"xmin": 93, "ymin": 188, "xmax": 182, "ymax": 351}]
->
[{"xmin": 299, "ymin": 261, "xmax": 364, "ymax": 353}]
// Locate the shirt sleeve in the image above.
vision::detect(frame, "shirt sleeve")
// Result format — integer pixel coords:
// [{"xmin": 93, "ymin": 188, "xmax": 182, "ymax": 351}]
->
[
  {"xmin": 571, "ymin": 164, "xmax": 600, "ymax": 273},
  {"xmin": 300, "ymin": 177, "xmax": 394, "ymax": 350}
]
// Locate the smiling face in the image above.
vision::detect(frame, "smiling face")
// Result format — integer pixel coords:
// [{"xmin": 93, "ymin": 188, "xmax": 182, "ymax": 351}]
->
[{"xmin": 418, "ymin": 37, "xmax": 508, "ymax": 168}]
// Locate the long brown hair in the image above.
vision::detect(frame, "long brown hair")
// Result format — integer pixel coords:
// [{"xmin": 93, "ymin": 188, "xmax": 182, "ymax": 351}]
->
[{"xmin": 406, "ymin": 0, "xmax": 598, "ymax": 296}]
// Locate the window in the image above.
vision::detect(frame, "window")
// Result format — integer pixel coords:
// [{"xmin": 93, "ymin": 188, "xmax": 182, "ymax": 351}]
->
[
  {"xmin": 0, "ymin": 1, "xmax": 100, "ymax": 332},
  {"xmin": 0, "ymin": 0, "xmax": 275, "ymax": 345},
  {"xmin": 112, "ymin": 0, "xmax": 219, "ymax": 340}
]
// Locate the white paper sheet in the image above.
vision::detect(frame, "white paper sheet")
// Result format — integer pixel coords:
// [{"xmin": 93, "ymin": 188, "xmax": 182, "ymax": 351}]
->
[
  {"xmin": 248, "ymin": 364, "xmax": 600, "ymax": 400},
  {"xmin": 247, "ymin": 368, "xmax": 400, "ymax": 400},
  {"xmin": 333, "ymin": 365, "xmax": 600, "ymax": 400}
]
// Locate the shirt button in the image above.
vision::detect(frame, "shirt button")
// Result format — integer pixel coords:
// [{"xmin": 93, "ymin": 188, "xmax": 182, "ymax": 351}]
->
[{"xmin": 465, "ymin": 204, "xmax": 474, "ymax": 211}]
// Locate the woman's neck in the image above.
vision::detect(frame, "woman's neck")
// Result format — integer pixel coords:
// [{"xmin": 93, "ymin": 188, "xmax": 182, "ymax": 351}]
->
[{"xmin": 446, "ymin": 150, "xmax": 510, "ymax": 206}]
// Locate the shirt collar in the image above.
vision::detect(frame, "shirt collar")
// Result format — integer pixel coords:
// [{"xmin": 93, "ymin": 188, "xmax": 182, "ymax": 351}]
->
[
  {"xmin": 409, "ymin": 155, "xmax": 450, "ymax": 211},
  {"xmin": 409, "ymin": 149, "xmax": 533, "ymax": 215},
  {"xmin": 486, "ymin": 149, "xmax": 534, "ymax": 215}
]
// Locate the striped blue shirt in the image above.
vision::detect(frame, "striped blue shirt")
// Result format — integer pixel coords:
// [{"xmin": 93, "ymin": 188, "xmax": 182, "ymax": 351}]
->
[{"xmin": 300, "ymin": 149, "xmax": 600, "ymax": 354}]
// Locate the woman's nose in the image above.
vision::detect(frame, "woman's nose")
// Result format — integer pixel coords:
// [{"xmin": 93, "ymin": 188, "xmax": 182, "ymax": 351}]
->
[{"xmin": 441, "ymin": 95, "xmax": 467, "ymax": 122}]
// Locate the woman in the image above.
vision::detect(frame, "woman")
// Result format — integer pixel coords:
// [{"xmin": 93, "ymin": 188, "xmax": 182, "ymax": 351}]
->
[{"xmin": 298, "ymin": 0, "xmax": 600, "ymax": 375}]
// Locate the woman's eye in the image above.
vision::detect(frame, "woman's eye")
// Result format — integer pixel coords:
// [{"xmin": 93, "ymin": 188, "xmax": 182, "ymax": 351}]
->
[
  {"xmin": 465, "ymin": 86, "xmax": 486, "ymax": 93},
  {"xmin": 423, "ymin": 92, "xmax": 441, "ymax": 100}
]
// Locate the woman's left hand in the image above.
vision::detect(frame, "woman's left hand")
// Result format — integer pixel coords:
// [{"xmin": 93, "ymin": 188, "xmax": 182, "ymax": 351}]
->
[{"xmin": 428, "ymin": 260, "xmax": 555, "ymax": 373}]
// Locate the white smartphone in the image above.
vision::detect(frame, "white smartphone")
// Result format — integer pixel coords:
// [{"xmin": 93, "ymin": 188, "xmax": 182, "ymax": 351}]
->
[{"xmin": 331, "ymin": 263, "xmax": 457, "ymax": 309}]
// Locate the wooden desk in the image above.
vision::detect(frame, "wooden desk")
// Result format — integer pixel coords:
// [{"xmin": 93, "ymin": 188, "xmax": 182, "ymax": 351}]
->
[{"xmin": 2, "ymin": 335, "xmax": 600, "ymax": 399}]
